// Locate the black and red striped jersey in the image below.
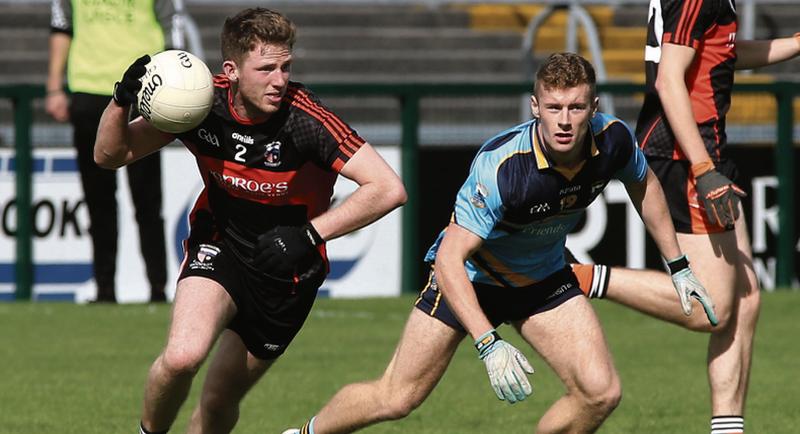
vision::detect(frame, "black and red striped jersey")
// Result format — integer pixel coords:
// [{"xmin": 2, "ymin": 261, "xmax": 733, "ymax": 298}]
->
[
  {"xmin": 175, "ymin": 75, "xmax": 365, "ymax": 264},
  {"xmin": 636, "ymin": 0, "xmax": 737, "ymax": 161}
]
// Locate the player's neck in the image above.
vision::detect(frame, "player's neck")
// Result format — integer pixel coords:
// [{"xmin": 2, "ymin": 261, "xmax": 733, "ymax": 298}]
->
[
  {"xmin": 229, "ymin": 85, "xmax": 271, "ymax": 124},
  {"xmin": 537, "ymin": 125, "xmax": 587, "ymax": 169}
]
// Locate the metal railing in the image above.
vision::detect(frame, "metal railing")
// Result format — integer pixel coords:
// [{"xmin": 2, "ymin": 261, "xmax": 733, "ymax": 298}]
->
[
  {"xmin": 1, "ymin": 81, "xmax": 797, "ymax": 298},
  {"xmin": 521, "ymin": 1, "xmax": 615, "ymax": 119}
]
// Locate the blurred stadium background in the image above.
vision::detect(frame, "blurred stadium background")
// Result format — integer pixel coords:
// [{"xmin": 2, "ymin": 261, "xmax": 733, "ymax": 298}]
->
[
  {"xmin": 1, "ymin": 0, "xmax": 797, "ymax": 302},
  {"xmin": 1, "ymin": 1, "xmax": 799, "ymax": 433}
]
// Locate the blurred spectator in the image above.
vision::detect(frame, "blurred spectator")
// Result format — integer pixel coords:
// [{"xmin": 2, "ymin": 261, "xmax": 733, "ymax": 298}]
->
[{"xmin": 45, "ymin": 0, "xmax": 186, "ymax": 303}]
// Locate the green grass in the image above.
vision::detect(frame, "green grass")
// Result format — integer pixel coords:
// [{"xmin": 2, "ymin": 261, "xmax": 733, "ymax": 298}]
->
[{"xmin": 1, "ymin": 291, "xmax": 799, "ymax": 433}]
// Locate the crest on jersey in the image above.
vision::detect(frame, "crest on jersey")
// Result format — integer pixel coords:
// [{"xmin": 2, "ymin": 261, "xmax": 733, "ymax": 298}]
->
[
  {"xmin": 189, "ymin": 244, "xmax": 220, "ymax": 271},
  {"xmin": 470, "ymin": 183, "xmax": 489, "ymax": 209},
  {"xmin": 264, "ymin": 140, "xmax": 282, "ymax": 167}
]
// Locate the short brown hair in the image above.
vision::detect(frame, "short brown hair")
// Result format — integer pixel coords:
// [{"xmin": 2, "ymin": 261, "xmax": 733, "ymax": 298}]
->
[
  {"xmin": 535, "ymin": 52, "xmax": 596, "ymax": 97},
  {"xmin": 221, "ymin": 8, "xmax": 296, "ymax": 63}
]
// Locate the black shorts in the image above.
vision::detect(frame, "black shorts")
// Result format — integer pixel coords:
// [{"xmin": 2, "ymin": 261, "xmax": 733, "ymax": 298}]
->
[
  {"xmin": 648, "ymin": 158, "xmax": 740, "ymax": 234},
  {"xmin": 414, "ymin": 265, "xmax": 583, "ymax": 332},
  {"xmin": 179, "ymin": 240, "xmax": 320, "ymax": 360}
]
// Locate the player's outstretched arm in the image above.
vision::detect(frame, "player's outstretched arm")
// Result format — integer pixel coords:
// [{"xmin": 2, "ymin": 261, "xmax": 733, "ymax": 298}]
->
[
  {"xmin": 735, "ymin": 33, "xmax": 800, "ymax": 70},
  {"xmin": 435, "ymin": 223, "xmax": 534, "ymax": 404},
  {"xmin": 94, "ymin": 55, "xmax": 174, "ymax": 169},
  {"xmin": 624, "ymin": 168, "xmax": 718, "ymax": 326}
]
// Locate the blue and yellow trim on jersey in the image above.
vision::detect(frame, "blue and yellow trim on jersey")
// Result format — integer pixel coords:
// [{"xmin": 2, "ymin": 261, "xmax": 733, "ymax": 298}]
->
[{"xmin": 424, "ymin": 112, "xmax": 648, "ymax": 288}]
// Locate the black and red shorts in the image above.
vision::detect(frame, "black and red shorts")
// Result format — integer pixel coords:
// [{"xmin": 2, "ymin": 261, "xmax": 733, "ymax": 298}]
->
[
  {"xmin": 179, "ymin": 239, "xmax": 321, "ymax": 360},
  {"xmin": 648, "ymin": 158, "xmax": 740, "ymax": 234},
  {"xmin": 414, "ymin": 265, "xmax": 582, "ymax": 332}
]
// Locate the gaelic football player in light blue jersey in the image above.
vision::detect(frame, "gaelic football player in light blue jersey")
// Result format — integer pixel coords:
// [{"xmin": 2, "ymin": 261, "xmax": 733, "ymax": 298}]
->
[{"xmin": 284, "ymin": 52, "xmax": 715, "ymax": 434}]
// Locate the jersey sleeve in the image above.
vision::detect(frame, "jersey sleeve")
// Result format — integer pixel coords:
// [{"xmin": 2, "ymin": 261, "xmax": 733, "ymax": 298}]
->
[
  {"xmin": 289, "ymin": 85, "xmax": 366, "ymax": 173},
  {"xmin": 50, "ymin": 0, "xmax": 72, "ymax": 35},
  {"xmin": 452, "ymin": 156, "xmax": 504, "ymax": 240},
  {"xmin": 661, "ymin": 0, "xmax": 718, "ymax": 49},
  {"xmin": 314, "ymin": 115, "xmax": 366, "ymax": 173},
  {"xmin": 614, "ymin": 123, "xmax": 648, "ymax": 184}
]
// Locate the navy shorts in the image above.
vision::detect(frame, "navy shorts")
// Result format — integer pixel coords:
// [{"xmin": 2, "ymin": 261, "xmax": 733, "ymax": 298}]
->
[
  {"xmin": 414, "ymin": 265, "xmax": 583, "ymax": 332},
  {"xmin": 179, "ymin": 239, "xmax": 320, "ymax": 360},
  {"xmin": 648, "ymin": 157, "xmax": 740, "ymax": 234}
]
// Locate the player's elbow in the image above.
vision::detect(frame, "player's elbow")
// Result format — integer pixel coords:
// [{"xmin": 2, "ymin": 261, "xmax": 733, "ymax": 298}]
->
[
  {"xmin": 383, "ymin": 179, "xmax": 408, "ymax": 210},
  {"xmin": 653, "ymin": 75, "xmax": 669, "ymax": 95},
  {"xmin": 93, "ymin": 145, "xmax": 124, "ymax": 169},
  {"xmin": 93, "ymin": 153, "xmax": 119, "ymax": 169}
]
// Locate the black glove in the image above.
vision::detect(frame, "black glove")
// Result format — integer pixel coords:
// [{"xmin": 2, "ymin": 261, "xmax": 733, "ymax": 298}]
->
[
  {"xmin": 253, "ymin": 223, "xmax": 324, "ymax": 278},
  {"xmin": 694, "ymin": 168, "xmax": 746, "ymax": 229},
  {"xmin": 112, "ymin": 55, "xmax": 150, "ymax": 107}
]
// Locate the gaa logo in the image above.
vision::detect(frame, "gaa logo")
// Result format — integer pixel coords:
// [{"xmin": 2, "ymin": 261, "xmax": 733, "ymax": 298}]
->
[
  {"xmin": 176, "ymin": 51, "xmax": 193, "ymax": 68},
  {"xmin": 198, "ymin": 128, "xmax": 220, "ymax": 147}
]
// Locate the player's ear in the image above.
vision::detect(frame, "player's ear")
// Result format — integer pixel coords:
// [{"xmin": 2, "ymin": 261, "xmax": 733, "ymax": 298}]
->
[
  {"xmin": 530, "ymin": 94, "xmax": 540, "ymax": 118},
  {"xmin": 222, "ymin": 60, "xmax": 239, "ymax": 82}
]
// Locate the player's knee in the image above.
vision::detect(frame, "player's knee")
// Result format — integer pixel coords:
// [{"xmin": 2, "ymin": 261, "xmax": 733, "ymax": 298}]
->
[
  {"xmin": 159, "ymin": 347, "xmax": 206, "ymax": 377},
  {"xmin": 376, "ymin": 383, "xmax": 425, "ymax": 421},
  {"xmin": 199, "ymin": 389, "xmax": 239, "ymax": 420},
  {"xmin": 738, "ymin": 283, "xmax": 761, "ymax": 325},
  {"xmin": 579, "ymin": 372, "xmax": 622, "ymax": 418},
  {"xmin": 688, "ymin": 310, "xmax": 729, "ymax": 332}
]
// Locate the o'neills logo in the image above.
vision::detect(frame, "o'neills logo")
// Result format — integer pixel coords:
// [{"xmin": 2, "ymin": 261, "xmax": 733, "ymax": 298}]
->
[
  {"xmin": 232, "ymin": 132, "xmax": 254, "ymax": 145},
  {"xmin": 138, "ymin": 73, "xmax": 163, "ymax": 120},
  {"xmin": 209, "ymin": 171, "xmax": 288, "ymax": 197}
]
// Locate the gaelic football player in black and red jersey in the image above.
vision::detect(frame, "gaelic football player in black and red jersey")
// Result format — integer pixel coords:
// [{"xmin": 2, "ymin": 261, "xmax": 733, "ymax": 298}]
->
[
  {"xmin": 95, "ymin": 8, "xmax": 406, "ymax": 434},
  {"xmin": 572, "ymin": 2, "xmax": 800, "ymax": 433}
]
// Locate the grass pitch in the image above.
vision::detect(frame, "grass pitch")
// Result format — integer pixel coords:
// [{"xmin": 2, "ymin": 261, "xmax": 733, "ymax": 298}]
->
[{"xmin": 1, "ymin": 291, "xmax": 798, "ymax": 433}]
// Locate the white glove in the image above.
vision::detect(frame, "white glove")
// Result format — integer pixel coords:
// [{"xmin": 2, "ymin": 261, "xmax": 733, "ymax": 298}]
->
[
  {"xmin": 475, "ymin": 329, "xmax": 534, "ymax": 403},
  {"xmin": 667, "ymin": 255, "xmax": 718, "ymax": 326}
]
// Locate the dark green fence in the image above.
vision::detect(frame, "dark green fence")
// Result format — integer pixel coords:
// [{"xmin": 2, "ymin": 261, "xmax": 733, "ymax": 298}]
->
[
  {"xmin": 0, "ymin": 85, "xmax": 44, "ymax": 300},
  {"xmin": 1, "ymin": 82, "xmax": 796, "ymax": 298}
]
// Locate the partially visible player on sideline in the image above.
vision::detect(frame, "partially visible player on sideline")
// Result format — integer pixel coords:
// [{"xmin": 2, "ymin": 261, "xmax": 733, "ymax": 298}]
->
[
  {"xmin": 572, "ymin": 2, "xmax": 800, "ymax": 433},
  {"xmin": 46, "ymin": 0, "xmax": 182, "ymax": 302},
  {"xmin": 282, "ymin": 52, "xmax": 713, "ymax": 434},
  {"xmin": 94, "ymin": 8, "xmax": 406, "ymax": 434}
]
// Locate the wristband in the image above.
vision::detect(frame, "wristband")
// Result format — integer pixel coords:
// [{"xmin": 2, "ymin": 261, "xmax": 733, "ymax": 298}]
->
[
  {"xmin": 690, "ymin": 160, "xmax": 715, "ymax": 179},
  {"xmin": 302, "ymin": 223, "xmax": 324, "ymax": 246},
  {"xmin": 666, "ymin": 255, "xmax": 690, "ymax": 275},
  {"xmin": 474, "ymin": 329, "xmax": 501, "ymax": 358}
]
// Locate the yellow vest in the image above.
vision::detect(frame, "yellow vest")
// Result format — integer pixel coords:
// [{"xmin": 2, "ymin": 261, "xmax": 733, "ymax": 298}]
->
[{"xmin": 68, "ymin": 0, "xmax": 165, "ymax": 95}]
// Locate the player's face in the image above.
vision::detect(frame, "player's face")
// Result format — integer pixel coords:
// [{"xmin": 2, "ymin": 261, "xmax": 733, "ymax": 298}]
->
[
  {"xmin": 530, "ymin": 84, "xmax": 598, "ymax": 165},
  {"xmin": 224, "ymin": 42, "xmax": 292, "ymax": 121}
]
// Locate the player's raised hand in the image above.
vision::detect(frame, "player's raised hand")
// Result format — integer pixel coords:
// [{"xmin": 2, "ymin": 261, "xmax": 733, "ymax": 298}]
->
[
  {"xmin": 667, "ymin": 255, "xmax": 718, "ymax": 326},
  {"xmin": 475, "ymin": 329, "xmax": 534, "ymax": 404},
  {"xmin": 693, "ymin": 165, "xmax": 746, "ymax": 229},
  {"xmin": 112, "ymin": 54, "xmax": 150, "ymax": 107}
]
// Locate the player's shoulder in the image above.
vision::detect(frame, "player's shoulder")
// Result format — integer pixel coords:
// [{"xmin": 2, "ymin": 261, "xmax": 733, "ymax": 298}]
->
[
  {"xmin": 472, "ymin": 120, "xmax": 535, "ymax": 168},
  {"xmin": 209, "ymin": 74, "xmax": 233, "ymax": 121},
  {"xmin": 284, "ymin": 81, "xmax": 324, "ymax": 108},
  {"xmin": 590, "ymin": 112, "xmax": 637, "ymax": 153},
  {"xmin": 283, "ymin": 81, "xmax": 340, "ymax": 124}
]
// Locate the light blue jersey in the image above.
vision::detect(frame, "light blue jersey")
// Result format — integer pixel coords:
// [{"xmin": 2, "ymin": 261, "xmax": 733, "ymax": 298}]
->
[{"xmin": 424, "ymin": 113, "xmax": 648, "ymax": 287}]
